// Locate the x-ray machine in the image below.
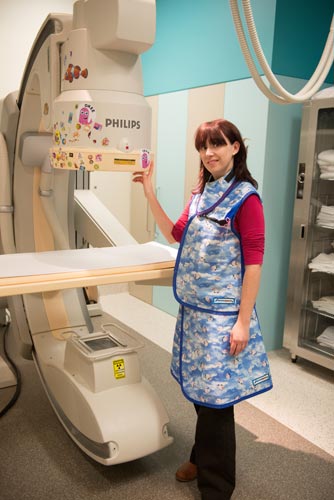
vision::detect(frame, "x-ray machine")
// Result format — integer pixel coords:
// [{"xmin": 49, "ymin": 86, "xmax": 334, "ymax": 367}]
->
[{"xmin": 0, "ymin": 0, "xmax": 175, "ymax": 465}]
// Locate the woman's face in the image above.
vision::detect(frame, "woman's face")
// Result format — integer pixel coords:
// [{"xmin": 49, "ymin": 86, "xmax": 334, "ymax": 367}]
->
[{"xmin": 199, "ymin": 137, "xmax": 240, "ymax": 180}]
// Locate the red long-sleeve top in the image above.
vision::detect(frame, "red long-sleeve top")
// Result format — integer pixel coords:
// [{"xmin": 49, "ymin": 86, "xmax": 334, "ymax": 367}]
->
[{"xmin": 171, "ymin": 194, "xmax": 265, "ymax": 265}]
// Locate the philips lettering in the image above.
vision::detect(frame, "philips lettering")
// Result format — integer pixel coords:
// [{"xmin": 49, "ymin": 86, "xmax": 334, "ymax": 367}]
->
[{"xmin": 105, "ymin": 118, "xmax": 141, "ymax": 129}]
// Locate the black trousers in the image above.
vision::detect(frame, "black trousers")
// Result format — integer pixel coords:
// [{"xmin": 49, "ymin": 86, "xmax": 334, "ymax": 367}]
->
[{"xmin": 189, "ymin": 404, "xmax": 236, "ymax": 500}]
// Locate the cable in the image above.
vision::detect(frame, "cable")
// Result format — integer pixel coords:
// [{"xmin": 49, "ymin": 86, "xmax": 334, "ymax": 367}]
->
[
  {"xmin": 242, "ymin": 0, "xmax": 334, "ymax": 102},
  {"xmin": 0, "ymin": 323, "xmax": 22, "ymax": 418},
  {"xmin": 229, "ymin": 0, "xmax": 334, "ymax": 104}
]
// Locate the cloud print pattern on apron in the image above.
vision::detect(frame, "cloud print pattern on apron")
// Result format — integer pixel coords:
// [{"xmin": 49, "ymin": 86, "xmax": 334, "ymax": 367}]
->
[{"xmin": 171, "ymin": 176, "xmax": 273, "ymax": 408}]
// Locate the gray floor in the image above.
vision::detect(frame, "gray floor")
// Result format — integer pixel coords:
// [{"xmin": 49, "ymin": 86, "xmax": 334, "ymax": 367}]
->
[
  {"xmin": 1, "ymin": 314, "xmax": 334, "ymax": 500},
  {"xmin": 99, "ymin": 290, "xmax": 334, "ymax": 456}
]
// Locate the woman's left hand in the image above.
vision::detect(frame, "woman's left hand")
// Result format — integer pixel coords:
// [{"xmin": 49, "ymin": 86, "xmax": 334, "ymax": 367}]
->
[{"xmin": 229, "ymin": 321, "xmax": 249, "ymax": 356}]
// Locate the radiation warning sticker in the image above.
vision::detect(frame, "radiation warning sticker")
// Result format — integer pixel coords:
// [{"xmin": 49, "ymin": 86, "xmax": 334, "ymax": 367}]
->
[{"xmin": 113, "ymin": 359, "xmax": 125, "ymax": 379}]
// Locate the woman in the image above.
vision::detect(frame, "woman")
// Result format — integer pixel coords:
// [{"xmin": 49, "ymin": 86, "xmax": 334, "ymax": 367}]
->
[{"xmin": 133, "ymin": 118, "xmax": 272, "ymax": 500}]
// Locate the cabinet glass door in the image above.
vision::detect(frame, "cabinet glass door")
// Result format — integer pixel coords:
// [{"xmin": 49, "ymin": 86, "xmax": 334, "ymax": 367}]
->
[{"xmin": 300, "ymin": 107, "xmax": 334, "ymax": 358}]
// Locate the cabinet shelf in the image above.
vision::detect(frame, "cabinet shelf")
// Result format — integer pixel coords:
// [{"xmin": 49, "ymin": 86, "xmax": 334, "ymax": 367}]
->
[
  {"xmin": 300, "ymin": 339, "xmax": 334, "ymax": 359},
  {"xmin": 305, "ymin": 304, "xmax": 334, "ymax": 321},
  {"xmin": 314, "ymin": 224, "xmax": 334, "ymax": 231},
  {"xmin": 307, "ymin": 267, "xmax": 334, "ymax": 276}
]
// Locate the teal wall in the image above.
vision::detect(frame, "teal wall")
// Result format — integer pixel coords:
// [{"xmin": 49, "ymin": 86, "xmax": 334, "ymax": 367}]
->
[
  {"xmin": 272, "ymin": 0, "xmax": 333, "ymax": 83},
  {"xmin": 142, "ymin": 0, "xmax": 333, "ymax": 95},
  {"xmin": 142, "ymin": 0, "xmax": 277, "ymax": 95}
]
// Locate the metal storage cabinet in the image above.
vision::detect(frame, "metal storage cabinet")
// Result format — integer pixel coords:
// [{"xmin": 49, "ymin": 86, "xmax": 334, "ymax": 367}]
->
[{"xmin": 284, "ymin": 88, "xmax": 334, "ymax": 371}]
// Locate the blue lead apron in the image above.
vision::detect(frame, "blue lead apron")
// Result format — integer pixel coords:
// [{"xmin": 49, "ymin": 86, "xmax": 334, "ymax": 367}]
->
[{"xmin": 171, "ymin": 176, "xmax": 273, "ymax": 408}]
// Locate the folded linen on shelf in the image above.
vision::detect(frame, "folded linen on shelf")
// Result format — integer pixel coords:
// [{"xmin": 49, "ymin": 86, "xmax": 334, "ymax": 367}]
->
[
  {"xmin": 317, "ymin": 150, "xmax": 334, "ymax": 180},
  {"xmin": 308, "ymin": 252, "xmax": 334, "ymax": 274},
  {"xmin": 312, "ymin": 296, "xmax": 334, "ymax": 315},
  {"xmin": 317, "ymin": 162, "xmax": 334, "ymax": 170},
  {"xmin": 316, "ymin": 205, "xmax": 334, "ymax": 228},
  {"xmin": 318, "ymin": 150, "xmax": 334, "ymax": 164},
  {"xmin": 320, "ymin": 172, "xmax": 334, "ymax": 180},
  {"xmin": 316, "ymin": 326, "xmax": 334, "ymax": 349}
]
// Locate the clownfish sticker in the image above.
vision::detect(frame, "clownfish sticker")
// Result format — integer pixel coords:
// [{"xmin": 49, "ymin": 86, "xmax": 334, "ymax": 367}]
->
[{"xmin": 64, "ymin": 64, "xmax": 88, "ymax": 83}]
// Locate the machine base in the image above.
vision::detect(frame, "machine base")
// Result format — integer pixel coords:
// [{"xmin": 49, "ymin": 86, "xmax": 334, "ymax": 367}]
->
[{"xmin": 32, "ymin": 325, "xmax": 173, "ymax": 465}]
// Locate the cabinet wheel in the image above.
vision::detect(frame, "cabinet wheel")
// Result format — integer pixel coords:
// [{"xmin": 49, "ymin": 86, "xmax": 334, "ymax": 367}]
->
[{"xmin": 291, "ymin": 355, "xmax": 298, "ymax": 363}]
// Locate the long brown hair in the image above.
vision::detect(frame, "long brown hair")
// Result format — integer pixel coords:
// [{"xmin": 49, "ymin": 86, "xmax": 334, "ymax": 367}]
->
[{"xmin": 193, "ymin": 118, "xmax": 258, "ymax": 193}]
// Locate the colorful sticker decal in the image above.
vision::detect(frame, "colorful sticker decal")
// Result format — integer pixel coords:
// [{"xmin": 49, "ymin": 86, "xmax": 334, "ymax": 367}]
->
[
  {"xmin": 141, "ymin": 148, "xmax": 150, "ymax": 169},
  {"xmin": 94, "ymin": 122, "xmax": 103, "ymax": 131},
  {"xmin": 54, "ymin": 130, "xmax": 61, "ymax": 145},
  {"xmin": 78, "ymin": 104, "xmax": 96, "ymax": 125},
  {"xmin": 51, "ymin": 101, "xmax": 151, "ymax": 153},
  {"xmin": 64, "ymin": 64, "xmax": 88, "ymax": 83},
  {"xmin": 53, "ymin": 103, "xmax": 104, "ymax": 146},
  {"xmin": 51, "ymin": 147, "xmax": 150, "ymax": 172}
]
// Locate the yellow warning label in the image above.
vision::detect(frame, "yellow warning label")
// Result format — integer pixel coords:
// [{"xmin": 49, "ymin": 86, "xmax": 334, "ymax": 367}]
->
[
  {"xmin": 113, "ymin": 359, "xmax": 125, "ymax": 379},
  {"xmin": 114, "ymin": 158, "xmax": 136, "ymax": 165}
]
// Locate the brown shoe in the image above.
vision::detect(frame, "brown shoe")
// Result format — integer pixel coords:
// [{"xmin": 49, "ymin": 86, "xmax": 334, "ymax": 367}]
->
[{"xmin": 175, "ymin": 461, "xmax": 198, "ymax": 482}]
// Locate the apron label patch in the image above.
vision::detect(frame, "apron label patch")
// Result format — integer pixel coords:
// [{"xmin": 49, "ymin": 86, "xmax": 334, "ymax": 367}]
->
[
  {"xmin": 212, "ymin": 297, "xmax": 236, "ymax": 304},
  {"xmin": 252, "ymin": 373, "xmax": 270, "ymax": 386}
]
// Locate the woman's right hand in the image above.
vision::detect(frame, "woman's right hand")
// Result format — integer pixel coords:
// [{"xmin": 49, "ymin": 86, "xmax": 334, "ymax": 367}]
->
[
  {"xmin": 132, "ymin": 160, "xmax": 154, "ymax": 198},
  {"xmin": 132, "ymin": 159, "xmax": 176, "ymax": 243}
]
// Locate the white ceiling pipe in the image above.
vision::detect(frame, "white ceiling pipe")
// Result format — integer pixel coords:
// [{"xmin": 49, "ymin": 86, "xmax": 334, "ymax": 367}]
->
[{"xmin": 230, "ymin": 0, "xmax": 334, "ymax": 104}]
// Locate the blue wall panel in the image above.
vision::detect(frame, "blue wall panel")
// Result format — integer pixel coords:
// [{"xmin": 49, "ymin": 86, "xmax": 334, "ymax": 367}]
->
[
  {"xmin": 153, "ymin": 91, "xmax": 188, "ymax": 316},
  {"xmin": 142, "ymin": 0, "xmax": 277, "ymax": 96}
]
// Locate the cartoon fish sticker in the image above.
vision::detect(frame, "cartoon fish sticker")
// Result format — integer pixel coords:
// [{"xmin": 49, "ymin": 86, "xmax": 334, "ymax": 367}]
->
[{"xmin": 64, "ymin": 64, "xmax": 88, "ymax": 83}]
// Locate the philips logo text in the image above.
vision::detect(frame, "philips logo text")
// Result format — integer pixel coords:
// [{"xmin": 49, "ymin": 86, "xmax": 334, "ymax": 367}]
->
[{"xmin": 105, "ymin": 118, "xmax": 141, "ymax": 129}]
